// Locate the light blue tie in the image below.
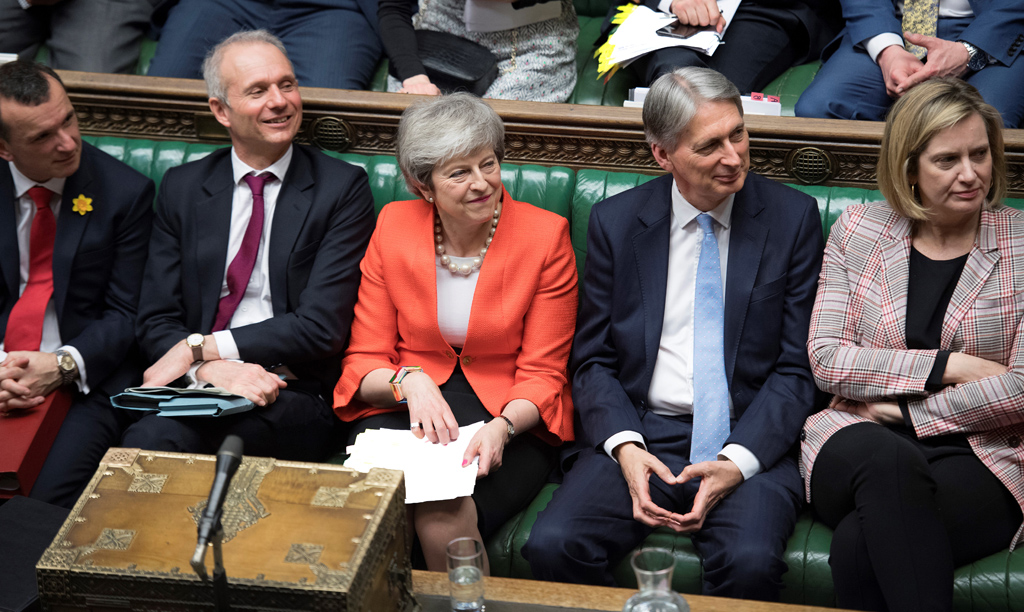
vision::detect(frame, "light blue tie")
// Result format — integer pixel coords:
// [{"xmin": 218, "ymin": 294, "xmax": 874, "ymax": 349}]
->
[{"xmin": 691, "ymin": 213, "xmax": 731, "ymax": 464}]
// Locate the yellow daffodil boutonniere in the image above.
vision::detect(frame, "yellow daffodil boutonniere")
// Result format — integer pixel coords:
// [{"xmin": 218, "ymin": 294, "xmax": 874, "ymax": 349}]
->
[{"xmin": 72, "ymin": 194, "xmax": 93, "ymax": 216}]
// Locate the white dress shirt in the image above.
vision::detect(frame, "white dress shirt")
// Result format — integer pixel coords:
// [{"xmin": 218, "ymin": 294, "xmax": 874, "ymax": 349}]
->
[
  {"xmin": 188, "ymin": 146, "xmax": 293, "ymax": 384},
  {"xmin": 864, "ymin": 0, "xmax": 974, "ymax": 63},
  {"xmin": 602, "ymin": 180, "xmax": 761, "ymax": 480},
  {"xmin": 1, "ymin": 162, "xmax": 89, "ymax": 393},
  {"xmin": 436, "ymin": 255, "xmax": 480, "ymax": 348}
]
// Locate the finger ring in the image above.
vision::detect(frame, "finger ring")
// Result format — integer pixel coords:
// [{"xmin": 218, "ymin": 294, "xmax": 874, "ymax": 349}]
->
[{"xmin": 410, "ymin": 422, "xmax": 422, "ymax": 430}]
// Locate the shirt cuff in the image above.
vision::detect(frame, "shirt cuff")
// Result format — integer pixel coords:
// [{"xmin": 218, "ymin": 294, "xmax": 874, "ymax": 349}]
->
[
  {"xmin": 603, "ymin": 431, "xmax": 646, "ymax": 462},
  {"xmin": 212, "ymin": 330, "xmax": 239, "ymax": 360},
  {"xmin": 865, "ymin": 33, "xmax": 905, "ymax": 63},
  {"xmin": 657, "ymin": 0, "xmax": 673, "ymax": 14},
  {"xmin": 718, "ymin": 444, "xmax": 762, "ymax": 480},
  {"xmin": 18, "ymin": 0, "xmax": 31, "ymax": 9},
  {"xmin": 60, "ymin": 345, "xmax": 90, "ymax": 395},
  {"xmin": 184, "ymin": 362, "xmax": 207, "ymax": 389}
]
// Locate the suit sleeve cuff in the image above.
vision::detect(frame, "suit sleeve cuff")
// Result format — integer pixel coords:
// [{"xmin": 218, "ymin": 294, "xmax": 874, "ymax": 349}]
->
[
  {"xmin": 603, "ymin": 431, "xmax": 646, "ymax": 462},
  {"xmin": 60, "ymin": 345, "xmax": 90, "ymax": 395},
  {"xmin": 925, "ymin": 350, "xmax": 950, "ymax": 391},
  {"xmin": 718, "ymin": 444, "xmax": 762, "ymax": 480},
  {"xmin": 865, "ymin": 33, "xmax": 905, "ymax": 63},
  {"xmin": 213, "ymin": 330, "xmax": 239, "ymax": 360}
]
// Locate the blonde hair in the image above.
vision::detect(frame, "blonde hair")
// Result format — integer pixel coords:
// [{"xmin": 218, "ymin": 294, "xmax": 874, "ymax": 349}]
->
[{"xmin": 877, "ymin": 78, "xmax": 1006, "ymax": 221}]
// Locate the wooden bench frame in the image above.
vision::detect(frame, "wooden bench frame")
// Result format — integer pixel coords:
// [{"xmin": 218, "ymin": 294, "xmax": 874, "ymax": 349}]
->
[{"xmin": 62, "ymin": 70, "xmax": 1024, "ymax": 197}]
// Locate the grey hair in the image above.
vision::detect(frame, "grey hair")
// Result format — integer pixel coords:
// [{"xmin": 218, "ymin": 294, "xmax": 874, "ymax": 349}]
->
[
  {"xmin": 643, "ymin": 67, "xmax": 742, "ymax": 151},
  {"xmin": 202, "ymin": 29, "xmax": 291, "ymax": 105},
  {"xmin": 395, "ymin": 93, "xmax": 505, "ymax": 195}
]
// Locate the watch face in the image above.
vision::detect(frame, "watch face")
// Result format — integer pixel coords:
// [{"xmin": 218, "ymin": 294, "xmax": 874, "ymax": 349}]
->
[
  {"xmin": 187, "ymin": 333, "xmax": 204, "ymax": 348},
  {"xmin": 59, "ymin": 353, "xmax": 74, "ymax": 371}
]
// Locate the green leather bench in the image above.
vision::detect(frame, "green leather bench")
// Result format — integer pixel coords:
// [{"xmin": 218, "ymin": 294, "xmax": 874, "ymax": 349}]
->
[
  {"xmin": 84, "ymin": 135, "xmax": 1023, "ymax": 609},
  {"xmin": 39, "ymin": 0, "xmax": 820, "ymax": 112}
]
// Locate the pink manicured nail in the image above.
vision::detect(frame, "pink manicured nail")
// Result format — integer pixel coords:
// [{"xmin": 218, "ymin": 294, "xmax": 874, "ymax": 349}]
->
[{"xmin": 462, "ymin": 459, "xmax": 468, "ymax": 467}]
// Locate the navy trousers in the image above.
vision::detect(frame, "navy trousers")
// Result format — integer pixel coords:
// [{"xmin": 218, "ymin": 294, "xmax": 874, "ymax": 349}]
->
[
  {"xmin": 148, "ymin": 0, "xmax": 382, "ymax": 90},
  {"xmin": 523, "ymin": 410, "xmax": 802, "ymax": 601},
  {"xmin": 30, "ymin": 391, "xmax": 142, "ymax": 509},
  {"xmin": 795, "ymin": 17, "xmax": 1024, "ymax": 128},
  {"xmin": 119, "ymin": 387, "xmax": 339, "ymax": 462}
]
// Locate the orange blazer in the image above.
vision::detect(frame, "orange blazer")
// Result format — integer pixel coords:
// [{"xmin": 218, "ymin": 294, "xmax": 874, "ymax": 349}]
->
[{"xmin": 334, "ymin": 187, "xmax": 578, "ymax": 445}]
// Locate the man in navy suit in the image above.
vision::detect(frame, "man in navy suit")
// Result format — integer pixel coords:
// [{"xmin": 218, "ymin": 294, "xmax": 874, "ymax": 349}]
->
[
  {"xmin": 122, "ymin": 30, "xmax": 375, "ymax": 458},
  {"xmin": 795, "ymin": 0, "xmax": 1024, "ymax": 128},
  {"xmin": 147, "ymin": 0, "xmax": 382, "ymax": 91},
  {"xmin": 0, "ymin": 61, "xmax": 155, "ymax": 507},
  {"xmin": 524, "ymin": 67, "xmax": 823, "ymax": 601}
]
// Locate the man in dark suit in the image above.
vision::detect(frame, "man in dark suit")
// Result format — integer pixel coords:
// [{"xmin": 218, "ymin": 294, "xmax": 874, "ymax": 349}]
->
[
  {"xmin": 121, "ymin": 30, "xmax": 375, "ymax": 459},
  {"xmin": 795, "ymin": 0, "xmax": 1024, "ymax": 128},
  {"xmin": 523, "ymin": 67, "xmax": 823, "ymax": 601},
  {"xmin": 0, "ymin": 61, "xmax": 154, "ymax": 507},
  {"xmin": 616, "ymin": 0, "xmax": 841, "ymax": 92}
]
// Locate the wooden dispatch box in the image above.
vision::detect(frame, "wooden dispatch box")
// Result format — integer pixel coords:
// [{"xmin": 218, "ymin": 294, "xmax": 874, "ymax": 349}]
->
[{"xmin": 36, "ymin": 448, "xmax": 416, "ymax": 612}]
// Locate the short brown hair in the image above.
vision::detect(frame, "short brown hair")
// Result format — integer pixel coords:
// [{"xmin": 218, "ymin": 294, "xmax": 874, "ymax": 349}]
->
[{"xmin": 877, "ymin": 78, "xmax": 1006, "ymax": 221}]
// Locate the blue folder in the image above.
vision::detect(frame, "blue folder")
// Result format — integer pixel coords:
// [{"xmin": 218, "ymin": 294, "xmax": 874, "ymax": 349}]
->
[{"xmin": 110, "ymin": 387, "xmax": 254, "ymax": 418}]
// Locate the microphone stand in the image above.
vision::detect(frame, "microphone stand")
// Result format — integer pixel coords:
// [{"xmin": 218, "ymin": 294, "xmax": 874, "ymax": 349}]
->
[{"xmin": 211, "ymin": 524, "xmax": 230, "ymax": 612}]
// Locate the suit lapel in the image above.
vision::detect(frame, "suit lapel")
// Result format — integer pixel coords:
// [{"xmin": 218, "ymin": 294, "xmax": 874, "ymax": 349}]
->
[
  {"xmin": 52, "ymin": 156, "xmax": 94, "ymax": 319},
  {"xmin": 634, "ymin": 179, "xmax": 671, "ymax": 388},
  {"xmin": 268, "ymin": 147, "xmax": 315, "ymax": 315},
  {"xmin": 878, "ymin": 215, "xmax": 912, "ymax": 350},
  {"xmin": 0, "ymin": 166, "xmax": 18, "ymax": 305},
  {"xmin": 196, "ymin": 155, "xmax": 235, "ymax": 330},
  {"xmin": 942, "ymin": 210, "xmax": 999, "ymax": 347},
  {"xmin": 465, "ymin": 188, "xmax": 512, "ymax": 353},
  {"xmin": 723, "ymin": 185, "xmax": 767, "ymax": 384}
]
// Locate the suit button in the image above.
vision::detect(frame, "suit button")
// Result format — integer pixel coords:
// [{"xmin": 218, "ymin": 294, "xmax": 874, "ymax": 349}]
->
[
  {"xmin": 445, "ymin": 350, "xmax": 455, "ymax": 359},
  {"xmin": 462, "ymin": 355, "xmax": 474, "ymax": 366},
  {"xmin": 799, "ymin": 430, "xmax": 806, "ymax": 442},
  {"xmin": 1008, "ymin": 436, "xmax": 1021, "ymax": 448}
]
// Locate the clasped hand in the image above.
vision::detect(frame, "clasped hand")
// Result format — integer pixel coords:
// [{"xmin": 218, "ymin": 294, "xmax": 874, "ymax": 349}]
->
[
  {"xmin": 879, "ymin": 34, "xmax": 970, "ymax": 99},
  {"xmin": 0, "ymin": 351, "xmax": 62, "ymax": 414},
  {"xmin": 615, "ymin": 442, "xmax": 743, "ymax": 533},
  {"xmin": 829, "ymin": 396, "xmax": 902, "ymax": 425},
  {"xmin": 665, "ymin": 0, "xmax": 726, "ymax": 33}
]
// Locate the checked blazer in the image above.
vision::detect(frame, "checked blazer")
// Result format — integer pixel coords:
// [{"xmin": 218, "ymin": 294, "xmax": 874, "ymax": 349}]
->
[{"xmin": 802, "ymin": 202, "xmax": 1024, "ymax": 549}]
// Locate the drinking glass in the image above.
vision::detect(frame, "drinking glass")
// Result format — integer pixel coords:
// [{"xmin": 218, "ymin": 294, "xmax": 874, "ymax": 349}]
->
[
  {"xmin": 621, "ymin": 547, "xmax": 689, "ymax": 612},
  {"xmin": 446, "ymin": 537, "xmax": 485, "ymax": 611}
]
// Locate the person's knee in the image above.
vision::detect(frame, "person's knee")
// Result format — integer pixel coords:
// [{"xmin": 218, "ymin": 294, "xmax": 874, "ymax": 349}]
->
[
  {"xmin": 120, "ymin": 419, "xmax": 192, "ymax": 452},
  {"xmin": 522, "ymin": 515, "xmax": 574, "ymax": 574},
  {"xmin": 795, "ymin": 84, "xmax": 833, "ymax": 119},
  {"xmin": 704, "ymin": 540, "xmax": 786, "ymax": 600}
]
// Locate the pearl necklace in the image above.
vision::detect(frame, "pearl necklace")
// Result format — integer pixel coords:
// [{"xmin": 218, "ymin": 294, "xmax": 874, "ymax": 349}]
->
[{"xmin": 434, "ymin": 204, "xmax": 501, "ymax": 276}]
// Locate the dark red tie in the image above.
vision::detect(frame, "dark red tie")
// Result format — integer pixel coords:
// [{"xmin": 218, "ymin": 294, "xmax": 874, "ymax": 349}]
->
[
  {"xmin": 5, "ymin": 186, "xmax": 56, "ymax": 351},
  {"xmin": 212, "ymin": 173, "xmax": 272, "ymax": 332}
]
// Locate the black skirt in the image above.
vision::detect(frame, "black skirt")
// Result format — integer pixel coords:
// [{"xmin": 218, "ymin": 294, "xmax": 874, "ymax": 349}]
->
[{"xmin": 346, "ymin": 363, "xmax": 556, "ymax": 538}]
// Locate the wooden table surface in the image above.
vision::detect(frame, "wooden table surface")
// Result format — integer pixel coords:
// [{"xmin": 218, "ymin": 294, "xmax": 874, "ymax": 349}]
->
[{"xmin": 412, "ymin": 570, "xmax": 843, "ymax": 612}]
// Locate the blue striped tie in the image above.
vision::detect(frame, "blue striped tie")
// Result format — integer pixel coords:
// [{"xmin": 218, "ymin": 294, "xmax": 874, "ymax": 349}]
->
[{"xmin": 691, "ymin": 213, "xmax": 731, "ymax": 464}]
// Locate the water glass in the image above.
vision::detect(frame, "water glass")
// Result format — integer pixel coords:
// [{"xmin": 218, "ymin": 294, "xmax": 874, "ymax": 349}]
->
[{"xmin": 446, "ymin": 537, "xmax": 485, "ymax": 611}]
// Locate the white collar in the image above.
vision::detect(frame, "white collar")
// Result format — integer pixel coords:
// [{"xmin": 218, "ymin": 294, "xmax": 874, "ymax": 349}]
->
[
  {"xmin": 230, "ymin": 145, "xmax": 293, "ymax": 186},
  {"xmin": 8, "ymin": 161, "xmax": 66, "ymax": 199}
]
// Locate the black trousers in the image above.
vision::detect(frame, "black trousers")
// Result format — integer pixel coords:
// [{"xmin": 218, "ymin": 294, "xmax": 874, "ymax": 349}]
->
[
  {"xmin": 811, "ymin": 423, "xmax": 1022, "ymax": 612},
  {"xmin": 634, "ymin": 3, "xmax": 806, "ymax": 92}
]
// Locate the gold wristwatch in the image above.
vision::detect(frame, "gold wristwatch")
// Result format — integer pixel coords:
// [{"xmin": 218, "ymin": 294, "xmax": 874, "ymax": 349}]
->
[
  {"xmin": 186, "ymin": 333, "xmax": 205, "ymax": 363},
  {"xmin": 55, "ymin": 350, "xmax": 78, "ymax": 386}
]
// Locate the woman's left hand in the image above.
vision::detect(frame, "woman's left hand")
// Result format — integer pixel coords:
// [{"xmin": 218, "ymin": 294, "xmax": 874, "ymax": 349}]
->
[
  {"xmin": 830, "ymin": 396, "xmax": 903, "ymax": 425},
  {"xmin": 462, "ymin": 419, "xmax": 509, "ymax": 479}
]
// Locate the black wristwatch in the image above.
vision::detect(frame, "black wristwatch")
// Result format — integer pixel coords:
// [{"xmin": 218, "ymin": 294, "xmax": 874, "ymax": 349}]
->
[
  {"xmin": 959, "ymin": 41, "xmax": 989, "ymax": 72},
  {"xmin": 498, "ymin": 415, "xmax": 515, "ymax": 443}
]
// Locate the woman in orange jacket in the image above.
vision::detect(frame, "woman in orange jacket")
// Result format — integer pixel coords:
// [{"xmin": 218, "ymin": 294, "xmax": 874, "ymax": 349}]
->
[{"xmin": 334, "ymin": 93, "xmax": 577, "ymax": 572}]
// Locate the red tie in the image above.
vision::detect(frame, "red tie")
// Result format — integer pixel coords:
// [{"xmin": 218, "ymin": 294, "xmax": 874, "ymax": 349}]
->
[
  {"xmin": 212, "ymin": 173, "xmax": 272, "ymax": 332},
  {"xmin": 5, "ymin": 186, "xmax": 56, "ymax": 351}
]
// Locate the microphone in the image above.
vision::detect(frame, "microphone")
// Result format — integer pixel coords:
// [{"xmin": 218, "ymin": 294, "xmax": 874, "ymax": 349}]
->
[{"xmin": 195, "ymin": 435, "xmax": 244, "ymax": 551}]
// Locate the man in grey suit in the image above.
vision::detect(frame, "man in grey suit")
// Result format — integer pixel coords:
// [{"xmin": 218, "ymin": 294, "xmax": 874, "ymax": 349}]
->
[{"xmin": 0, "ymin": 0, "xmax": 159, "ymax": 74}]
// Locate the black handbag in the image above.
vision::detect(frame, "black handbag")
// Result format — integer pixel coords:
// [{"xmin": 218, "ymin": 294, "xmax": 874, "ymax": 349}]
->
[{"xmin": 410, "ymin": 30, "xmax": 499, "ymax": 97}]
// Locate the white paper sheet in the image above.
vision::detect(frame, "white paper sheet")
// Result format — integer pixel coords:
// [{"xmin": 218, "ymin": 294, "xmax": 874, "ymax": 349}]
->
[{"xmin": 344, "ymin": 421, "xmax": 487, "ymax": 504}]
